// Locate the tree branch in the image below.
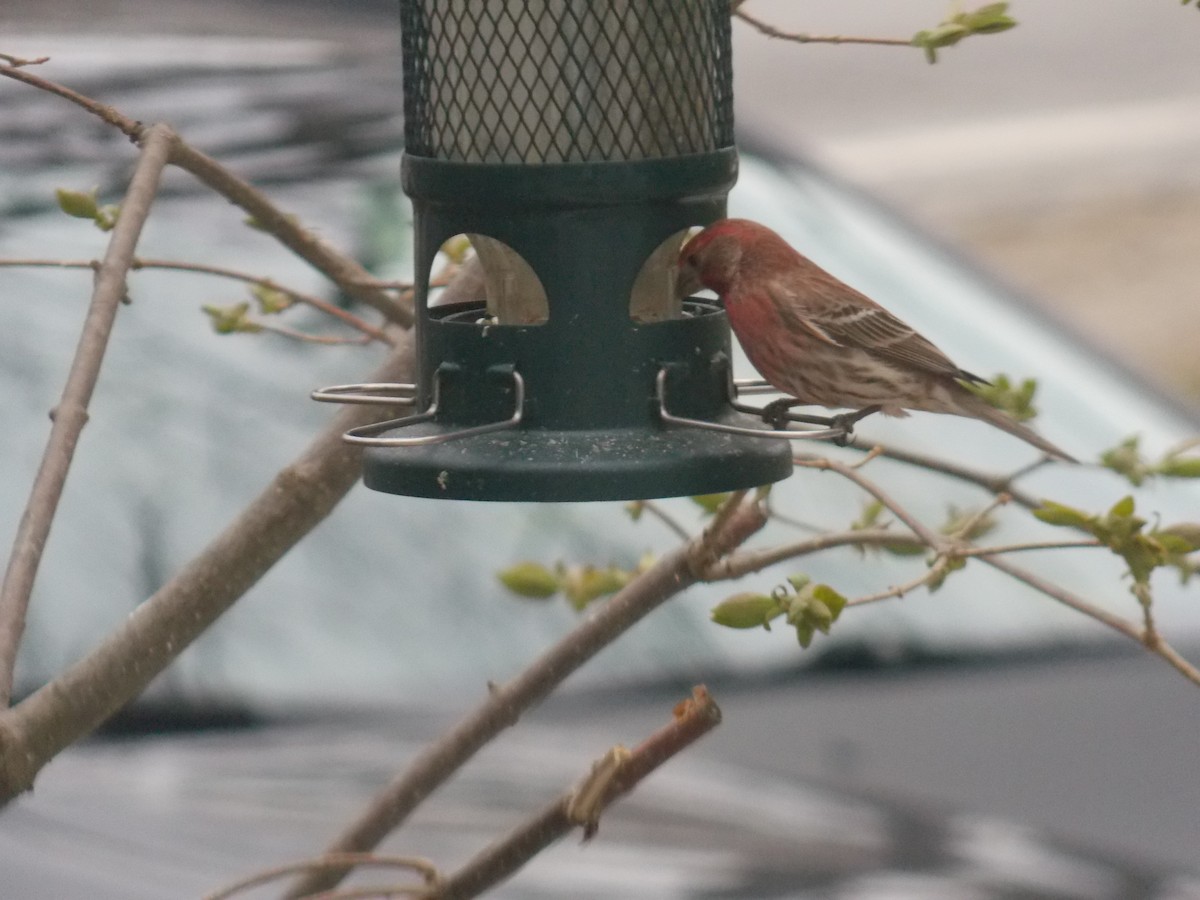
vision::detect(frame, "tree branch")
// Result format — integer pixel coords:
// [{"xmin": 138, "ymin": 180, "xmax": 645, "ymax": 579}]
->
[
  {"xmin": 249, "ymin": 323, "xmax": 372, "ymax": 346},
  {"xmin": 284, "ymin": 497, "xmax": 766, "ymax": 898},
  {"xmin": 980, "ymin": 554, "xmax": 1200, "ymax": 687},
  {"xmin": 0, "ymin": 53, "xmax": 49, "ymax": 67},
  {"xmin": 172, "ymin": 140, "xmax": 412, "ymax": 327},
  {"xmin": 203, "ymin": 853, "xmax": 440, "ymax": 900},
  {"xmin": 0, "ymin": 62, "xmax": 409, "ymax": 326},
  {"xmin": 0, "ymin": 258, "xmax": 396, "ymax": 346},
  {"xmin": 706, "ymin": 527, "xmax": 919, "ymax": 581},
  {"xmin": 847, "ymin": 556, "xmax": 953, "ymax": 607},
  {"xmin": 846, "ymin": 439, "xmax": 1042, "ymax": 509},
  {"xmin": 794, "ymin": 456, "xmax": 946, "ymax": 549},
  {"xmin": 431, "ymin": 686, "xmax": 721, "ymax": 900},
  {"xmin": 0, "ymin": 125, "xmax": 174, "ymax": 708},
  {"xmin": 0, "ymin": 334, "xmax": 416, "ymax": 802},
  {"xmin": 734, "ymin": 8, "xmax": 913, "ymax": 47}
]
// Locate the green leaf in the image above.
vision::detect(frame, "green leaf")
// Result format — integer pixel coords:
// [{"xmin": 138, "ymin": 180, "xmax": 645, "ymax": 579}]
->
[
  {"xmin": 811, "ymin": 584, "xmax": 847, "ymax": 621},
  {"xmin": 806, "ymin": 598, "xmax": 834, "ymax": 633},
  {"xmin": 1156, "ymin": 456, "xmax": 1200, "ymax": 479},
  {"xmin": 1122, "ymin": 542, "xmax": 1158, "ymax": 589},
  {"xmin": 1154, "ymin": 532, "xmax": 1195, "ymax": 555},
  {"xmin": 1158, "ymin": 523, "xmax": 1200, "ymax": 550},
  {"xmin": 94, "ymin": 203, "xmax": 120, "ymax": 231},
  {"xmin": 1102, "ymin": 436, "xmax": 1200, "ymax": 484},
  {"xmin": 881, "ymin": 541, "xmax": 926, "ymax": 557},
  {"xmin": 1100, "ymin": 436, "xmax": 1147, "ymax": 486},
  {"xmin": 497, "ymin": 562, "xmax": 560, "ymax": 599},
  {"xmin": 784, "ymin": 583, "xmax": 847, "ymax": 646},
  {"xmin": 927, "ymin": 555, "xmax": 966, "ymax": 593},
  {"xmin": 55, "ymin": 187, "xmax": 100, "ymax": 220},
  {"xmin": 1109, "ymin": 495, "xmax": 1136, "ymax": 519},
  {"xmin": 690, "ymin": 493, "xmax": 731, "ymax": 516},
  {"xmin": 941, "ymin": 504, "xmax": 997, "ymax": 540},
  {"xmin": 1033, "ymin": 500, "xmax": 1092, "ymax": 529},
  {"xmin": 963, "ymin": 373, "xmax": 1039, "ymax": 422},
  {"xmin": 914, "ymin": 36, "xmax": 940, "ymax": 64},
  {"xmin": 786, "ymin": 574, "xmax": 811, "ymax": 593},
  {"xmin": 442, "ymin": 234, "xmax": 474, "ymax": 264},
  {"xmin": 794, "ymin": 620, "xmax": 815, "ymax": 648},
  {"xmin": 251, "ymin": 283, "xmax": 292, "ymax": 315},
  {"xmin": 958, "ymin": 2, "xmax": 1017, "ymax": 33},
  {"xmin": 624, "ymin": 501, "xmax": 645, "ymax": 522},
  {"xmin": 929, "ymin": 22, "xmax": 970, "ymax": 45},
  {"xmin": 911, "ymin": 3, "xmax": 1017, "ymax": 63},
  {"xmin": 851, "ymin": 499, "xmax": 886, "ymax": 531},
  {"xmin": 559, "ymin": 564, "xmax": 629, "ymax": 610},
  {"xmin": 711, "ymin": 593, "xmax": 784, "ymax": 630},
  {"xmin": 201, "ymin": 302, "xmax": 260, "ymax": 335}
]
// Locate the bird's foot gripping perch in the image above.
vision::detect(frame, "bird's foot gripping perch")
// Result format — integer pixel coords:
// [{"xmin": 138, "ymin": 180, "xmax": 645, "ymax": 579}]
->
[{"xmin": 760, "ymin": 399, "xmax": 882, "ymax": 446}]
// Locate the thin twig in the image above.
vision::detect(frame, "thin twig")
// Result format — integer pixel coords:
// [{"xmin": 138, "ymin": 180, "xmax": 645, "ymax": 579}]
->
[
  {"xmin": 0, "ymin": 62, "xmax": 144, "ymax": 137},
  {"xmin": 980, "ymin": 555, "xmax": 1200, "ymax": 687},
  {"xmin": 706, "ymin": 527, "xmax": 920, "ymax": 581},
  {"xmin": 847, "ymin": 556, "xmax": 953, "ymax": 607},
  {"xmin": 845, "ymin": 439, "xmax": 1042, "ymax": 509},
  {"xmin": 688, "ymin": 490, "xmax": 750, "ymax": 578},
  {"xmin": 1006, "ymin": 455, "xmax": 1055, "ymax": 483},
  {"xmin": 636, "ymin": 501, "xmax": 692, "ymax": 542},
  {"xmin": 0, "ymin": 125, "xmax": 174, "ymax": 708},
  {"xmin": 0, "ymin": 52, "xmax": 49, "ymax": 67},
  {"xmin": 307, "ymin": 888, "xmax": 428, "ymax": 900},
  {"xmin": 706, "ymin": 529, "xmax": 1102, "ymax": 582},
  {"xmin": 762, "ymin": 501, "xmax": 823, "ymax": 533},
  {"xmin": 947, "ymin": 492, "xmax": 1010, "ymax": 540},
  {"xmin": 255, "ymin": 322, "xmax": 374, "ymax": 346},
  {"xmin": 0, "ymin": 257, "xmax": 395, "ymax": 345},
  {"xmin": 432, "ymin": 687, "xmax": 721, "ymax": 900},
  {"xmin": 955, "ymin": 539, "xmax": 1101, "ymax": 557},
  {"xmin": 794, "ymin": 456, "xmax": 945, "ymax": 550},
  {"xmin": 284, "ymin": 500, "xmax": 766, "ymax": 898},
  {"xmin": 1137, "ymin": 602, "xmax": 1156, "ymax": 652},
  {"xmin": 0, "ymin": 334, "xmax": 416, "ymax": 801},
  {"xmin": 202, "ymin": 853, "xmax": 439, "ymax": 900},
  {"xmin": 172, "ymin": 141, "xmax": 411, "ymax": 326},
  {"xmin": 0, "ymin": 63, "xmax": 409, "ymax": 326},
  {"xmin": 734, "ymin": 8, "xmax": 914, "ymax": 47},
  {"xmin": 131, "ymin": 258, "xmax": 394, "ymax": 343}
]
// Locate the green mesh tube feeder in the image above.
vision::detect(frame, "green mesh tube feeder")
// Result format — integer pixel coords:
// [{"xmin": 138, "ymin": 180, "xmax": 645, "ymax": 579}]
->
[{"xmin": 314, "ymin": 0, "xmax": 807, "ymax": 501}]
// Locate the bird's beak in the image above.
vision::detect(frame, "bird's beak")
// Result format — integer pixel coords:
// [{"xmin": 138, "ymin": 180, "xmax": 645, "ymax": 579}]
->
[{"xmin": 673, "ymin": 265, "xmax": 702, "ymax": 300}]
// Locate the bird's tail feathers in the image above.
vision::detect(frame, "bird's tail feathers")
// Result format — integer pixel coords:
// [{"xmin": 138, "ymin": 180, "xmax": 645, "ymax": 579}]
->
[{"xmin": 952, "ymin": 391, "xmax": 1077, "ymax": 462}]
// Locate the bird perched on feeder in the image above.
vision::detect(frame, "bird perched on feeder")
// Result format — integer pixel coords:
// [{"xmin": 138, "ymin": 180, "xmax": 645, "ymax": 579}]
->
[{"xmin": 674, "ymin": 218, "xmax": 1075, "ymax": 461}]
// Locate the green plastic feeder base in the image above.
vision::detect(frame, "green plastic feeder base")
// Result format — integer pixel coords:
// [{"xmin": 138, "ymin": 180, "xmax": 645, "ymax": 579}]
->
[{"xmin": 362, "ymin": 418, "xmax": 792, "ymax": 502}]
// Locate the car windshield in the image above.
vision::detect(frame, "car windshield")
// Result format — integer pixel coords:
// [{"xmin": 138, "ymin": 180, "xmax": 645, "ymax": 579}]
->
[{"xmin": 2, "ymin": 34, "xmax": 1198, "ymax": 714}]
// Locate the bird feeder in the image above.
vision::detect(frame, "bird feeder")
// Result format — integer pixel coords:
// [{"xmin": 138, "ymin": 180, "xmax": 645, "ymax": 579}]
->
[{"xmin": 315, "ymin": 0, "xmax": 828, "ymax": 502}]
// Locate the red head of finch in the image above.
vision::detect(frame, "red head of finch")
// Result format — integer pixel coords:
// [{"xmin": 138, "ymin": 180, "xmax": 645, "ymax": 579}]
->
[{"xmin": 675, "ymin": 218, "xmax": 1074, "ymax": 461}]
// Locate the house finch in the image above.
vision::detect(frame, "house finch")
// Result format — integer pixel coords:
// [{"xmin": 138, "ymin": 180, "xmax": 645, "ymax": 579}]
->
[{"xmin": 675, "ymin": 218, "xmax": 1075, "ymax": 461}]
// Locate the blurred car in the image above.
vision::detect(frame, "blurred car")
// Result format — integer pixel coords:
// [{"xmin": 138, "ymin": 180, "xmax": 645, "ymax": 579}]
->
[{"xmin": 1, "ymin": 27, "xmax": 1199, "ymax": 900}]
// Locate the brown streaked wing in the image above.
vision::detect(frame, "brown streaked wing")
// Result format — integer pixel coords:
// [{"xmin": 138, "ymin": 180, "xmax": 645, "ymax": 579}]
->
[
  {"xmin": 815, "ymin": 301, "xmax": 966, "ymax": 378},
  {"xmin": 765, "ymin": 276, "xmax": 971, "ymax": 379}
]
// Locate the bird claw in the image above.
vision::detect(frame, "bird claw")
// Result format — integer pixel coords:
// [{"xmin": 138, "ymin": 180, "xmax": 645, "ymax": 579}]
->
[
  {"xmin": 759, "ymin": 400, "xmax": 881, "ymax": 445},
  {"xmin": 829, "ymin": 405, "xmax": 882, "ymax": 445},
  {"xmin": 828, "ymin": 412, "xmax": 859, "ymax": 446},
  {"xmin": 760, "ymin": 398, "xmax": 799, "ymax": 431}
]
